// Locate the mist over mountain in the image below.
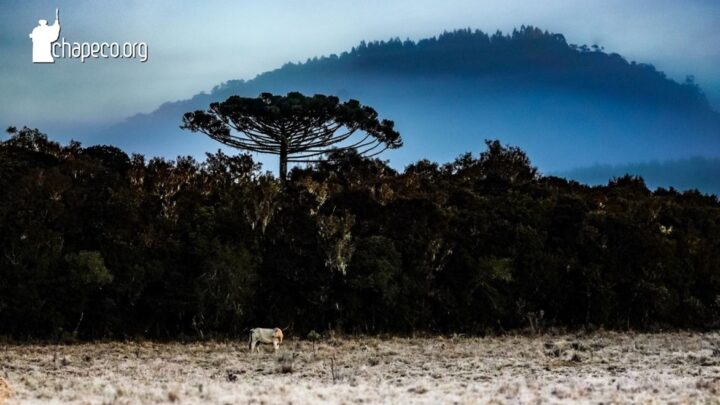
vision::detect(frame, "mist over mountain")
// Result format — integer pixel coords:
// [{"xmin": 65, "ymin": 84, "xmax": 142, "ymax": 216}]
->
[{"xmin": 77, "ymin": 27, "xmax": 720, "ymax": 192}]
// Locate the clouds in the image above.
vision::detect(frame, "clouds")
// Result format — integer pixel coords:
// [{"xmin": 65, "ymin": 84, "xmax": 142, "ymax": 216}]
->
[{"xmin": 0, "ymin": 0, "xmax": 718, "ymax": 131}]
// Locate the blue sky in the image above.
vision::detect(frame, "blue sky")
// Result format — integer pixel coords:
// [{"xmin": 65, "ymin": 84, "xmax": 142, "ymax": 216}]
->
[{"xmin": 1, "ymin": 0, "xmax": 719, "ymax": 131}]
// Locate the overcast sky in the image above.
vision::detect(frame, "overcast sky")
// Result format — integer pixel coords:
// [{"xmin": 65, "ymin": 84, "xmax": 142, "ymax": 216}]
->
[{"xmin": 1, "ymin": 0, "xmax": 719, "ymax": 131}]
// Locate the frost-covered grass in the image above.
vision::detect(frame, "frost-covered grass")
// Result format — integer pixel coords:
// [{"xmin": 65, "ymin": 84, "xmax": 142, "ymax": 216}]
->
[{"xmin": 2, "ymin": 332, "xmax": 720, "ymax": 404}]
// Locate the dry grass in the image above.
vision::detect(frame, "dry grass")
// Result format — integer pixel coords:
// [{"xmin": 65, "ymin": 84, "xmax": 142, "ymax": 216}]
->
[{"xmin": 2, "ymin": 332, "xmax": 720, "ymax": 404}]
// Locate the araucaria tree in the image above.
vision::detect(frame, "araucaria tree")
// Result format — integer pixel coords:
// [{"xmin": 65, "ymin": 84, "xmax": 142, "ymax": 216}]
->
[{"xmin": 181, "ymin": 92, "xmax": 402, "ymax": 181}]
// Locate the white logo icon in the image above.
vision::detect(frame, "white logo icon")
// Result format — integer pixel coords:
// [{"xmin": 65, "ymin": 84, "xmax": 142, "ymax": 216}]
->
[
  {"xmin": 29, "ymin": 8, "xmax": 61, "ymax": 63},
  {"xmin": 28, "ymin": 8, "xmax": 148, "ymax": 64}
]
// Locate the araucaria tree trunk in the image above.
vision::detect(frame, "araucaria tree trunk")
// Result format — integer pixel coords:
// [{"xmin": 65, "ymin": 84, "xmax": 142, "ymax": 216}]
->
[{"xmin": 279, "ymin": 140, "xmax": 288, "ymax": 182}]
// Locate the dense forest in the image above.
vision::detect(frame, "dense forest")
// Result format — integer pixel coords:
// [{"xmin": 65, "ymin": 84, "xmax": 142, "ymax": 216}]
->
[{"xmin": 2, "ymin": 126, "xmax": 720, "ymax": 340}]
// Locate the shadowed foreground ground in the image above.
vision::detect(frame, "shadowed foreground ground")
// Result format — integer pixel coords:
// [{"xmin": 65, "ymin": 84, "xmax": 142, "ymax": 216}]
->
[{"xmin": 2, "ymin": 333, "xmax": 720, "ymax": 404}]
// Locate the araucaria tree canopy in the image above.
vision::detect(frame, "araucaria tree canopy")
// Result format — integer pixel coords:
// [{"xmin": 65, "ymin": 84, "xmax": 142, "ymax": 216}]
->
[{"xmin": 181, "ymin": 92, "xmax": 402, "ymax": 180}]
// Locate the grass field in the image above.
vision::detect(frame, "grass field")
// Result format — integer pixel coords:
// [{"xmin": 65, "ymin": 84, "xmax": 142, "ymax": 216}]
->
[{"xmin": 2, "ymin": 332, "xmax": 720, "ymax": 404}]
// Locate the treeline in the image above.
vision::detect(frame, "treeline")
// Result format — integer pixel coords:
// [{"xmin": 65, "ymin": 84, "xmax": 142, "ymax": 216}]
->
[
  {"xmin": 558, "ymin": 157, "xmax": 720, "ymax": 196},
  {"xmin": 271, "ymin": 26, "xmax": 709, "ymax": 111},
  {"xmin": 1, "ymin": 127, "xmax": 720, "ymax": 339}
]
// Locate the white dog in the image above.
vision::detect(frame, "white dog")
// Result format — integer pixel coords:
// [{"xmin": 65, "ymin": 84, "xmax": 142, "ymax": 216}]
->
[{"xmin": 249, "ymin": 328, "xmax": 284, "ymax": 352}]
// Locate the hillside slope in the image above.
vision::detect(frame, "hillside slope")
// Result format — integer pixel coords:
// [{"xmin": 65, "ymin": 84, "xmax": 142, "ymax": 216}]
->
[{"xmin": 79, "ymin": 26, "xmax": 720, "ymax": 190}]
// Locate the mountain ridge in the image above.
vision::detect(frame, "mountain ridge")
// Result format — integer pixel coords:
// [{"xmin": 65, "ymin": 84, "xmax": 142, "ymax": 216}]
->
[
  {"xmin": 75, "ymin": 26, "xmax": 720, "ymax": 192},
  {"xmin": 119, "ymin": 26, "xmax": 716, "ymax": 126}
]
